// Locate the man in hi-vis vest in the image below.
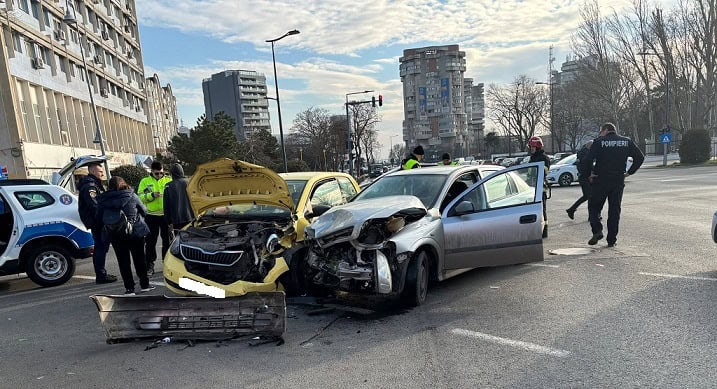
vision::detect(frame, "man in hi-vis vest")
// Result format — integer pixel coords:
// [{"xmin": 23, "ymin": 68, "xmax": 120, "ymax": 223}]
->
[{"xmin": 402, "ymin": 145, "xmax": 425, "ymax": 169}]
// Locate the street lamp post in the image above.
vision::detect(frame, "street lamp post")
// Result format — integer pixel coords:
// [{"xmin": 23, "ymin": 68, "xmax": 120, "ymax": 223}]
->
[
  {"xmin": 266, "ymin": 29, "xmax": 299, "ymax": 173},
  {"xmin": 345, "ymin": 90, "xmax": 373, "ymax": 177},
  {"xmin": 536, "ymin": 81, "xmax": 554, "ymax": 151},
  {"xmin": 63, "ymin": 1, "xmax": 110, "ymax": 177},
  {"xmin": 389, "ymin": 134, "xmax": 398, "ymax": 163}
]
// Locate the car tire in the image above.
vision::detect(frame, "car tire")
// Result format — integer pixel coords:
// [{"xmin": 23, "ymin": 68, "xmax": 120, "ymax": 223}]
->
[
  {"xmin": 24, "ymin": 244, "xmax": 75, "ymax": 287},
  {"xmin": 558, "ymin": 173, "xmax": 573, "ymax": 187},
  {"xmin": 401, "ymin": 251, "xmax": 429, "ymax": 307}
]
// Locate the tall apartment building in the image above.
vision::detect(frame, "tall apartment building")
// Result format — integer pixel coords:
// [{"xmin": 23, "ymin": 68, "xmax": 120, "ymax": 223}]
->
[
  {"xmin": 202, "ymin": 70, "xmax": 270, "ymax": 140},
  {"xmin": 464, "ymin": 79, "xmax": 485, "ymax": 158},
  {"xmin": 145, "ymin": 73, "xmax": 178, "ymax": 154},
  {"xmin": 0, "ymin": 0, "xmax": 154, "ymax": 180},
  {"xmin": 399, "ymin": 45, "xmax": 467, "ymax": 159}
]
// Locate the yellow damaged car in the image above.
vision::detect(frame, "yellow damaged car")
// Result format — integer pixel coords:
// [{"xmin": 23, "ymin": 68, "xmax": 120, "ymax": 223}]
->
[
  {"xmin": 163, "ymin": 160, "xmax": 360, "ymax": 297},
  {"xmin": 163, "ymin": 159, "xmax": 296, "ymax": 298}
]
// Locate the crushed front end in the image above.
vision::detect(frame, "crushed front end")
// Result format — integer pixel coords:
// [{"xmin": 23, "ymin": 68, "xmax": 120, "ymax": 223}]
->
[{"xmin": 303, "ymin": 196, "xmax": 427, "ymax": 297}]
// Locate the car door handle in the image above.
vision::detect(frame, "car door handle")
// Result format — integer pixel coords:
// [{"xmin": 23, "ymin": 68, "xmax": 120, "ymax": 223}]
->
[{"xmin": 519, "ymin": 214, "xmax": 537, "ymax": 224}]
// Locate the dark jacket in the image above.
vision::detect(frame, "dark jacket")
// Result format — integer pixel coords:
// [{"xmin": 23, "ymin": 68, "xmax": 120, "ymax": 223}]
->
[
  {"xmin": 529, "ymin": 149, "xmax": 551, "ymax": 189},
  {"xmin": 576, "ymin": 145, "xmax": 592, "ymax": 180},
  {"xmin": 78, "ymin": 174, "xmax": 105, "ymax": 229},
  {"xmin": 163, "ymin": 164, "xmax": 194, "ymax": 226},
  {"xmin": 589, "ymin": 132, "xmax": 645, "ymax": 182},
  {"xmin": 96, "ymin": 189, "xmax": 150, "ymax": 239}
]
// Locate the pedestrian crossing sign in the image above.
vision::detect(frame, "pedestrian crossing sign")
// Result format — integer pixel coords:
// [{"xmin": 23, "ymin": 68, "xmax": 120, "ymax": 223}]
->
[{"xmin": 661, "ymin": 133, "xmax": 672, "ymax": 144}]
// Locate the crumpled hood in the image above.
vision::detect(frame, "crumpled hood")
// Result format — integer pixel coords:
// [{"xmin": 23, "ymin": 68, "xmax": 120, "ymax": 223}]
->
[
  {"xmin": 307, "ymin": 195, "xmax": 426, "ymax": 239},
  {"xmin": 187, "ymin": 159, "xmax": 294, "ymax": 215}
]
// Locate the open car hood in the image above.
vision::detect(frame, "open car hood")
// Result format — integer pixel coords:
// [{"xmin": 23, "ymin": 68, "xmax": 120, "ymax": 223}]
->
[
  {"xmin": 188, "ymin": 159, "xmax": 294, "ymax": 215},
  {"xmin": 307, "ymin": 195, "xmax": 426, "ymax": 239}
]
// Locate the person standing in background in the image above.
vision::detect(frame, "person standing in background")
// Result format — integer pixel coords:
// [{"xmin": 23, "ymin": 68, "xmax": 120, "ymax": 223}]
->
[
  {"xmin": 77, "ymin": 162, "xmax": 117, "ymax": 284},
  {"xmin": 137, "ymin": 161, "xmax": 171, "ymax": 275},
  {"xmin": 566, "ymin": 140, "xmax": 593, "ymax": 220},
  {"xmin": 163, "ymin": 163, "xmax": 194, "ymax": 232}
]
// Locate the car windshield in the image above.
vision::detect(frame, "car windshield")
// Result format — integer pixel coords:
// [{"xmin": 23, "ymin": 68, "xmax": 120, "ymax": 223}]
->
[
  {"xmin": 353, "ymin": 174, "xmax": 447, "ymax": 208},
  {"xmin": 203, "ymin": 204, "xmax": 291, "ymax": 220},
  {"xmin": 285, "ymin": 180, "xmax": 307, "ymax": 207}
]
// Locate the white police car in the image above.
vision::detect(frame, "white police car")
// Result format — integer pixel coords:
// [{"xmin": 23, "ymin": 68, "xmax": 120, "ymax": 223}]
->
[{"xmin": 0, "ymin": 179, "xmax": 93, "ymax": 286}]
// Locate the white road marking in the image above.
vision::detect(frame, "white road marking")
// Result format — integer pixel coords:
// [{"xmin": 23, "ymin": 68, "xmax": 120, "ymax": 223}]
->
[
  {"xmin": 660, "ymin": 178, "xmax": 688, "ymax": 182},
  {"xmin": 72, "ymin": 275, "xmax": 95, "ymax": 280},
  {"xmin": 638, "ymin": 272, "xmax": 717, "ymax": 282},
  {"xmin": 451, "ymin": 328, "xmax": 571, "ymax": 358},
  {"xmin": 524, "ymin": 263, "xmax": 560, "ymax": 268}
]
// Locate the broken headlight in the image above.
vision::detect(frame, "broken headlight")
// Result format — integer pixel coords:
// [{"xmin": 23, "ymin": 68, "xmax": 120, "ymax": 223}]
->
[
  {"xmin": 169, "ymin": 237, "xmax": 181, "ymax": 257},
  {"xmin": 358, "ymin": 216, "xmax": 405, "ymax": 245}
]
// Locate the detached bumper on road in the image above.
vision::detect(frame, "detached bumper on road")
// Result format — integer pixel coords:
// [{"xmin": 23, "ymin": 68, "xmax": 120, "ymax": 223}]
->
[{"xmin": 90, "ymin": 292, "xmax": 286, "ymax": 342}]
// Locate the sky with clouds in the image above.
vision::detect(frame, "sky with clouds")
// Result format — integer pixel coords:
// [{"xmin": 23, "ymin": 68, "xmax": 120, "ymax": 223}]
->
[{"xmin": 136, "ymin": 0, "xmax": 674, "ymax": 158}]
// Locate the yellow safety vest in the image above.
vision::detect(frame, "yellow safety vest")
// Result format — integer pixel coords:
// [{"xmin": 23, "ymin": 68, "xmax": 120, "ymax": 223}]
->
[{"xmin": 402, "ymin": 159, "xmax": 420, "ymax": 170}]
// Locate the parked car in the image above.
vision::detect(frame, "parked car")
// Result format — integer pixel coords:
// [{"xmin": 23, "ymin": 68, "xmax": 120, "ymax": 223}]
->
[
  {"xmin": 302, "ymin": 163, "xmax": 544, "ymax": 306},
  {"xmin": 553, "ymin": 152, "xmax": 574, "ymax": 162},
  {"xmin": 0, "ymin": 179, "xmax": 93, "ymax": 286},
  {"xmin": 162, "ymin": 160, "xmax": 361, "ymax": 297},
  {"xmin": 547, "ymin": 154, "xmax": 579, "ymax": 186}
]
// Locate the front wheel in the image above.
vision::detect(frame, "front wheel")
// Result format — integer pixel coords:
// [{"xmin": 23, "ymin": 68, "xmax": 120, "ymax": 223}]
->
[
  {"xmin": 558, "ymin": 173, "xmax": 573, "ymax": 187},
  {"xmin": 24, "ymin": 244, "xmax": 75, "ymax": 287},
  {"xmin": 401, "ymin": 251, "xmax": 429, "ymax": 307}
]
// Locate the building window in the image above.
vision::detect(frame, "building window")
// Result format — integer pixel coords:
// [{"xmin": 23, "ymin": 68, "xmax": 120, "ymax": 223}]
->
[
  {"xmin": 42, "ymin": 8, "xmax": 51, "ymax": 28},
  {"xmin": 30, "ymin": 0, "xmax": 40, "ymax": 19},
  {"xmin": 13, "ymin": 33, "xmax": 23, "ymax": 54},
  {"xmin": 16, "ymin": 0, "xmax": 29, "ymax": 13},
  {"xmin": 70, "ymin": 29, "xmax": 79, "ymax": 44},
  {"xmin": 19, "ymin": 101, "xmax": 29, "ymax": 134},
  {"xmin": 46, "ymin": 107, "xmax": 54, "ymax": 141},
  {"xmin": 32, "ymin": 103, "xmax": 44, "ymax": 143}
]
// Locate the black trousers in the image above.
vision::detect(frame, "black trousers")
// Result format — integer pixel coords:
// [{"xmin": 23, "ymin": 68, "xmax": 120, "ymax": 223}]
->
[
  {"xmin": 588, "ymin": 179, "xmax": 625, "ymax": 244},
  {"xmin": 145, "ymin": 214, "xmax": 170, "ymax": 265},
  {"xmin": 110, "ymin": 236, "xmax": 149, "ymax": 291},
  {"xmin": 90, "ymin": 227, "xmax": 110, "ymax": 279},
  {"xmin": 568, "ymin": 179, "xmax": 591, "ymax": 212}
]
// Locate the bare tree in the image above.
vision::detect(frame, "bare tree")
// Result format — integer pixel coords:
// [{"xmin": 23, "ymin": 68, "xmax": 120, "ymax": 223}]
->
[
  {"xmin": 572, "ymin": 0, "xmax": 631, "ymax": 130},
  {"xmin": 389, "ymin": 143, "xmax": 406, "ymax": 164},
  {"xmin": 486, "ymin": 75, "xmax": 549, "ymax": 151},
  {"xmin": 290, "ymin": 107, "xmax": 335, "ymax": 170},
  {"xmin": 349, "ymin": 104, "xmax": 380, "ymax": 172}
]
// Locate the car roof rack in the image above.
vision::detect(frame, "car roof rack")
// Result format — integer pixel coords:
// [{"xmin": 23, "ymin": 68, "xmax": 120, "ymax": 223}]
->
[{"xmin": 0, "ymin": 179, "xmax": 50, "ymax": 186}]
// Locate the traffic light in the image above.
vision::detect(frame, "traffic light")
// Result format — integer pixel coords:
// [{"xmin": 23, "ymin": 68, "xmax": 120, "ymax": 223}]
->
[{"xmin": 372, "ymin": 95, "xmax": 384, "ymax": 107}]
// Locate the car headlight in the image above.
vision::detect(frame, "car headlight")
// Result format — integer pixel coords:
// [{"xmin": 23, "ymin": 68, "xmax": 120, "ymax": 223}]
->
[{"xmin": 169, "ymin": 237, "xmax": 181, "ymax": 257}]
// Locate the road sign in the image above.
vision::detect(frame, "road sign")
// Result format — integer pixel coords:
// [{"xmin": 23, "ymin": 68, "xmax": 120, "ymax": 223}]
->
[{"xmin": 661, "ymin": 133, "xmax": 672, "ymax": 144}]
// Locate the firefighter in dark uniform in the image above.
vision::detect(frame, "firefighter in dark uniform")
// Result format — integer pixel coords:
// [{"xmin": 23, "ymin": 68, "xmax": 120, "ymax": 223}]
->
[
  {"xmin": 528, "ymin": 136, "xmax": 551, "ymax": 238},
  {"xmin": 586, "ymin": 123, "xmax": 645, "ymax": 247},
  {"xmin": 402, "ymin": 145, "xmax": 424, "ymax": 169}
]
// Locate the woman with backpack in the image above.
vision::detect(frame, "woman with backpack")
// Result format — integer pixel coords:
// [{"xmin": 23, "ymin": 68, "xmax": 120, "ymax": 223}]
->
[{"xmin": 96, "ymin": 176, "xmax": 154, "ymax": 295}]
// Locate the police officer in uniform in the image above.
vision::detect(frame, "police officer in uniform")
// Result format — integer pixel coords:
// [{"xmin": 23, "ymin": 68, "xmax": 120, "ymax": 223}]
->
[
  {"xmin": 402, "ymin": 145, "xmax": 424, "ymax": 169},
  {"xmin": 78, "ymin": 162, "xmax": 117, "ymax": 284},
  {"xmin": 587, "ymin": 123, "xmax": 645, "ymax": 247},
  {"xmin": 528, "ymin": 136, "xmax": 551, "ymax": 238}
]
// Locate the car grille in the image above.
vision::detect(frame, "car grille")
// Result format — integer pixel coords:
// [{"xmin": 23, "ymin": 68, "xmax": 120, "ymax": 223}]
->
[{"xmin": 180, "ymin": 244, "xmax": 244, "ymax": 267}]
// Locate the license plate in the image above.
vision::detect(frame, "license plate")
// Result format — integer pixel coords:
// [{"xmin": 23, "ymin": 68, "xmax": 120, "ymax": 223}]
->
[{"xmin": 178, "ymin": 277, "xmax": 226, "ymax": 299}]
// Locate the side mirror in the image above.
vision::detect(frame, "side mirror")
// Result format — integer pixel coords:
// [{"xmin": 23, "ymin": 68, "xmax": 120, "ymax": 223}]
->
[
  {"xmin": 305, "ymin": 204, "xmax": 331, "ymax": 219},
  {"xmin": 454, "ymin": 201, "xmax": 475, "ymax": 216}
]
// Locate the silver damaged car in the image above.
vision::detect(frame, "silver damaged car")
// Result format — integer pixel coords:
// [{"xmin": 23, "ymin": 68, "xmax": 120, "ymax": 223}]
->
[{"xmin": 303, "ymin": 163, "xmax": 546, "ymax": 306}]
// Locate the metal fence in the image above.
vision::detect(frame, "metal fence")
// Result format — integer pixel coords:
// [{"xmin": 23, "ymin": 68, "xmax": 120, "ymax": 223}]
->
[{"xmin": 644, "ymin": 139, "xmax": 717, "ymax": 159}]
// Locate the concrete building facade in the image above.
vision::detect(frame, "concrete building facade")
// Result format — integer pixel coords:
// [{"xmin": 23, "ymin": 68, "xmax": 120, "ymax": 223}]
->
[
  {"xmin": 0, "ymin": 0, "xmax": 154, "ymax": 180},
  {"xmin": 399, "ymin": 45, "xmax": 467, "ymax": 160},
  {"xmin": 464, "ymin": 78, "xmax": 485, "ymax": 158},
  {"xmin": 202, "ymin": 69, "xmax": 270, "ymax": 140},
  {"xmin": 145, "ymin": 73, "xmax": 178, "ymax": 154}
]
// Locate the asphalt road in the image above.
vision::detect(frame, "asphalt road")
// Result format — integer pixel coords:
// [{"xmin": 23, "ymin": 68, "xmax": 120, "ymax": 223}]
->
[{"xmin": 1, "ymin": 162, "xmax": 715, "ymax": 388}]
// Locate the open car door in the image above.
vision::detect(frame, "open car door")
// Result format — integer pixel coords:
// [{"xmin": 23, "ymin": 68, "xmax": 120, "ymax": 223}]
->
[{"xmin": 441, "ymin": 162, "xmax": 545, "ymax": 270}]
